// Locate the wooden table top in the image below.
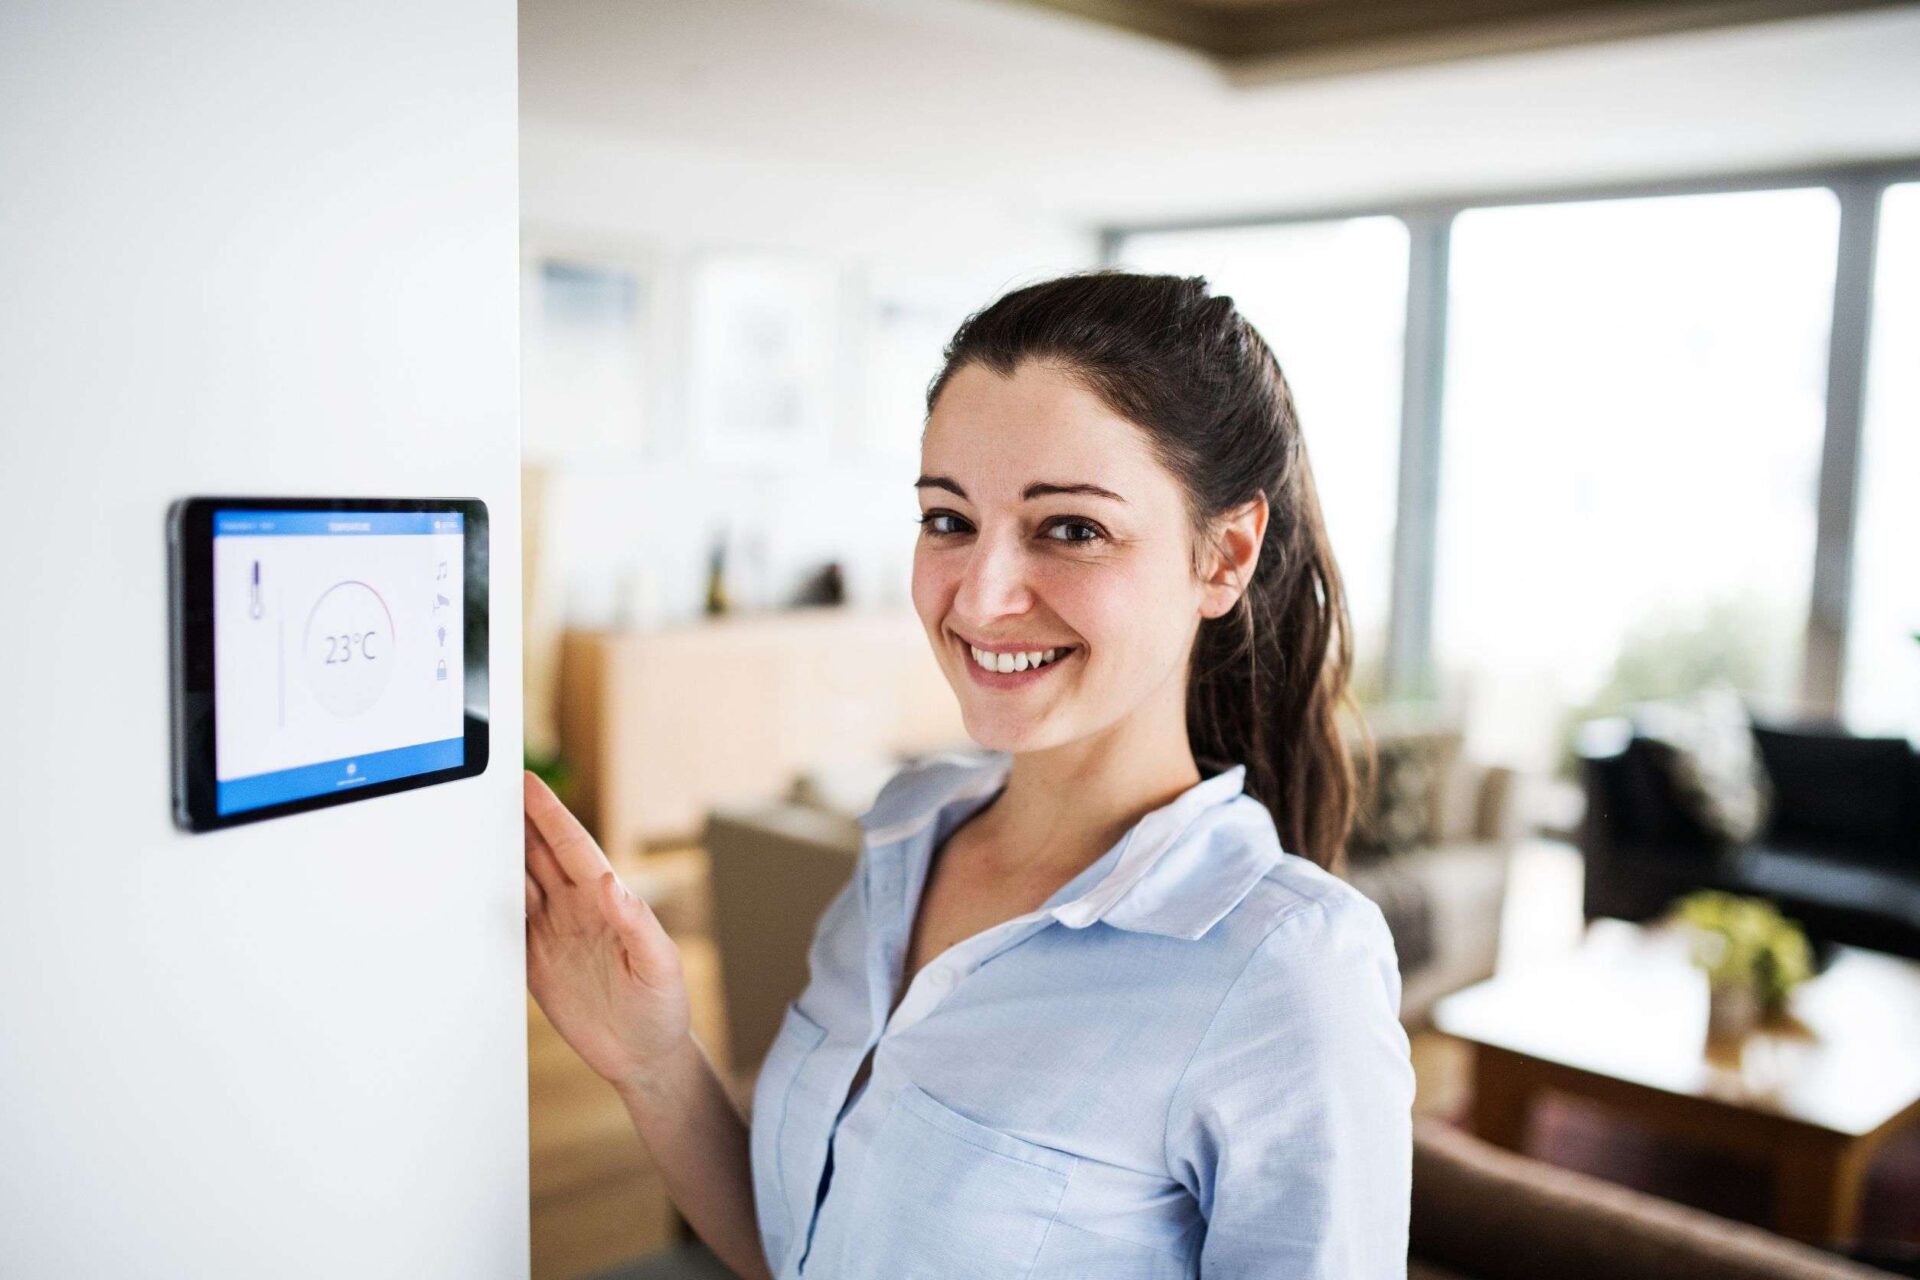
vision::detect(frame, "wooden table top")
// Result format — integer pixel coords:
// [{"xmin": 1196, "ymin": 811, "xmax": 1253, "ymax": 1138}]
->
[{"xmin": 1432, "ymin": 918, "xmax": 1920, "ymax": 1138}]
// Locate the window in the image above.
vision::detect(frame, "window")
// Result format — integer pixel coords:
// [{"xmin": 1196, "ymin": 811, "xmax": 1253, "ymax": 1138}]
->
[
  {"xmin": 1434, "ymin": 188, "xmax": 1841, "ymax": 772},
  {"xmin": 1114, "ymin": 218, "xmax": 1409, "ymax": 687},
  {"xmin": 1844, "ymin": 182, "xmax": 1920, "ymax": 737}
]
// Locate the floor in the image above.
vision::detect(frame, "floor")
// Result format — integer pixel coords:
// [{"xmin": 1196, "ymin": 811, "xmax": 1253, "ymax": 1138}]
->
[{"xmin": 585, "ymin": 1244, "xmax": 737, "ymax": 1280}]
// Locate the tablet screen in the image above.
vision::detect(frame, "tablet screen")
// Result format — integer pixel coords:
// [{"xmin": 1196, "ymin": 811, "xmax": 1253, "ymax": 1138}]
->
[{"xmin": 210, "ymin": 508, "xmax": 468, "ymax": 816}]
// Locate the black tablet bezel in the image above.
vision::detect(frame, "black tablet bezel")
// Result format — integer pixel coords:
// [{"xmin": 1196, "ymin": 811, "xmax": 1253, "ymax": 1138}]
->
[{"xmin": 168, "ymin": 496, "xmax": 491, "ymax": 833}]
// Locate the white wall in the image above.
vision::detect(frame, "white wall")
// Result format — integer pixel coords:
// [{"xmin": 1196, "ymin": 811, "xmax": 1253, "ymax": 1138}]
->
[
  {"xmin": 0, "ymin": 3, "xmax": 527, "ymax": 1276},
  {"xmin": 518, "ymin": 125, "xmax": 1097, "ymax": 632}
]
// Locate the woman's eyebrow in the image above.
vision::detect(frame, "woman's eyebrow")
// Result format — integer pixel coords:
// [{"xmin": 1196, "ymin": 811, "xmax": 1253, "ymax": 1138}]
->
[
  {"xmin": 914, "ymin": 475, "xmax": 1128, "ymax": 504},
  {"xmin": 1025, "ymin": 481, "xmax": 1127, "ymax": 504}
]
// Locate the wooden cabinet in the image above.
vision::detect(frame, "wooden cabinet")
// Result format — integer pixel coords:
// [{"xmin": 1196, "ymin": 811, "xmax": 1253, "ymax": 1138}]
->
[{"xmin": 557, "ymin": 607, "xmax": 967, "ymax": 856}]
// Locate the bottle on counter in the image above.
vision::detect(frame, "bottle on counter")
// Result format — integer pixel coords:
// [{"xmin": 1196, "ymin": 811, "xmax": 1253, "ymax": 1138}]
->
[{"xmin": 704, "ymin": 528, "xmax": 730, "ymax": 617}]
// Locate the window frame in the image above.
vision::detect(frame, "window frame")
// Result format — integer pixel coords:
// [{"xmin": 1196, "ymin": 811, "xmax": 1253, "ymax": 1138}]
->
[{"xmin": 1103, "ymin": 156, "xmax": 1920, "ymax": 718}]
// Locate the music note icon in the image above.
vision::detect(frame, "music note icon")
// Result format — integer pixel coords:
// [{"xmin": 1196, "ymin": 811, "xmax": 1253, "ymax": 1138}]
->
[{"xmin": 435, "ymin": 561, "xmax": 449, "ymax": 581}]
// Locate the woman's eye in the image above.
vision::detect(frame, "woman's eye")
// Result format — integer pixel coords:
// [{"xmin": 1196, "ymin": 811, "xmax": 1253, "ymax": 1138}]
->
[
  {"xmin": 917, "ymin": 511, "xmax": 968, "ymax": 536},
  {"xmin": 1044, "ymin": 519, "xmax": 1105, "ymax": 544}
]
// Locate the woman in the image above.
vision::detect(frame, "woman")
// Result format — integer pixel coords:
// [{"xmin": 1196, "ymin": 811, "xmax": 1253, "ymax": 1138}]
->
[{"xmin": 524, "ymin": 271, "xmax": 1414, "ymax": 1279}]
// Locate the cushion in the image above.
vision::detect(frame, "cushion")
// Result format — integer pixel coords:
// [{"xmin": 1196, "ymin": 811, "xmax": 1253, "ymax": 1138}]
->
[
  {"xmin": 1344, "ymin": 856, "xmax": 1437, "ymax": 973},
  {"xmin": 1596, "ymin": 737, "xmax": 1723, "ymax": 853},
  {"xmin": 1349, "ymin": 729, "xmax": 1463, "ymax": 865},
  {"xmin": 1628, "ymin": 686, "xmax": 1772, "ymax": 848},
  {"xmin": 1750, "ymin": 720, "xmax": 1916, "ymax": 859}
]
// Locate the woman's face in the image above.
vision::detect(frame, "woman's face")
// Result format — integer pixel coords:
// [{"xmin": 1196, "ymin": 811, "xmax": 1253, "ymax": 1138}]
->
[{"xmin": 912, "ymin": 359, "xmax": 1220, "ymax": 756}]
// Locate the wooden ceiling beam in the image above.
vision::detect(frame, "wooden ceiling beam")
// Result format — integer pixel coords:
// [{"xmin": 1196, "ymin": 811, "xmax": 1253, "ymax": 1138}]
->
[{"xmin": 1011, "ymin": 0, "xmax": 1913, "ymax": 80}]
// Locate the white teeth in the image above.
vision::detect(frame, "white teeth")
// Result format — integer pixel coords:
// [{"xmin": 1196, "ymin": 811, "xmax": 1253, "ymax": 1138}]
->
[{"xmin": 969, "ymin": 643, "xmax": 1071, "ymax": 674}]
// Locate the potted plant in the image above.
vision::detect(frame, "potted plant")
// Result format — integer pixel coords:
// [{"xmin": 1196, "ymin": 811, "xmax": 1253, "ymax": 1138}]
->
[
  {"xmin": 524, "ymin": 745, "xmax": 575, "ymax": 807},
  {"xmin": 1663, "ymin": 890, "xmax": 1815, "ymax": 1040}
]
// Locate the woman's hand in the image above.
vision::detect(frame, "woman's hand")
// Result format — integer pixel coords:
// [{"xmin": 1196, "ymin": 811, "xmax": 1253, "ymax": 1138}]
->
[
  {"xmin": 526, "ymin": 773, "xmax": 774, "ymax": 1280},
  {"xmin": 524, "ymin": 771, "xmax": 692, "ymax": 1091}
]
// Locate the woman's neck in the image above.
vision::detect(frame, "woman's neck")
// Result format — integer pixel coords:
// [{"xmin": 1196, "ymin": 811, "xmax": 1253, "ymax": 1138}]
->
[{"xmin": 970, "ymin": 697, "xmax": 1204, "ymax": 880}]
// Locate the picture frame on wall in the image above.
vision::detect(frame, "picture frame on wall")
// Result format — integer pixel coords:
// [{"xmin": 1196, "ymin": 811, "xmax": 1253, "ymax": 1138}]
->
[
  {"xmin": 688, "ymin": 250, "xmax": 839, "ymax": 465},
  {"xmin": 860, "ymin": 266, "xmax": 984, "ymax": 460},
  {"xmin": 520, "ymin": 230, "xmax": 658, "ymax": 461}
]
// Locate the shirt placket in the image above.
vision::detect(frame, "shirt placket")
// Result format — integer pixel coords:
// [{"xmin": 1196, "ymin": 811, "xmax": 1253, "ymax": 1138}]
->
[
  {"xmin": 879, "ymin": 910, "xmax": 1052, "ymax": 1039},
  {"xmin": 793, "ymin": 826, "xmax": 1041, "ymax": 1276}
]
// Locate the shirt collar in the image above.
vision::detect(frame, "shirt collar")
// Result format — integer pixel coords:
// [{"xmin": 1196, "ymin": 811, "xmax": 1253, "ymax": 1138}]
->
[{"xmin": 857, "ymin": 751, "xmax": 1282, "ymax": 942}]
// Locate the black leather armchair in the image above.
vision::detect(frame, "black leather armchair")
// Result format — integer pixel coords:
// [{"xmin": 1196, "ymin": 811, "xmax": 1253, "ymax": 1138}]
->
[{"xmin": 1576, "ymin": 715, "xmax": 1920, "ymax": 961}]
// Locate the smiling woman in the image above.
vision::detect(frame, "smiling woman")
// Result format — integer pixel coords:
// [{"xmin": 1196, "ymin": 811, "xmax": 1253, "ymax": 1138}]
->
[
  {"xmin": 910, "ymin": 273, "xmax": 1373, "ymax": 870},
  {"xmin": 525, "ymin": 270, "xmax": 1410, "ymax": 1280}
]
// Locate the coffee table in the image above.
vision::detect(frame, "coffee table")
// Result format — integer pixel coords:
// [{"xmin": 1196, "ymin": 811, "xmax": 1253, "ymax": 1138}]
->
[{"xmin": 1432, "ymin": 917, "xmax": 1920, "ymax": 1245}]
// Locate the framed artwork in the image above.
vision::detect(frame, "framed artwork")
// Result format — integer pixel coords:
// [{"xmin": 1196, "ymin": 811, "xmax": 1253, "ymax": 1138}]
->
[
  {"xmin": 861, "ymin": 267, "xmax": 982, "ymax": 459},
  {"xmin": 688, "ymin": 250, "xmax": 839, "ymax": 464},
  {"xmin": 520, "ymin": 231, "xmax": 657, "ymax": 461}
]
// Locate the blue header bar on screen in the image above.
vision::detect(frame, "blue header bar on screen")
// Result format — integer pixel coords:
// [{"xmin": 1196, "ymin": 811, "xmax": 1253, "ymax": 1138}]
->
[{"xmin": 214, "ymin": 511, "xmax": 464, "ymax": 537}]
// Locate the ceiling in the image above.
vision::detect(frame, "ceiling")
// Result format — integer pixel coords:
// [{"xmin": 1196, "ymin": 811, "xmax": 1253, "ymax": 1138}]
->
[
  {"xmin": 1011, "ymin": 0, "xmax": 1915, "ymax": 80},
  {"xmin": 519, "ymin": 0, "xmax": 1920, "ymax": 227}
]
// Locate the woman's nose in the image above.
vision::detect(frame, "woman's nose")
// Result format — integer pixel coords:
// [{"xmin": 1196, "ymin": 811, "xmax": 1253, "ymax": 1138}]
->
[{"xmin": 953, "ymin": 531, "xmax": 1033, "ymax": 621}]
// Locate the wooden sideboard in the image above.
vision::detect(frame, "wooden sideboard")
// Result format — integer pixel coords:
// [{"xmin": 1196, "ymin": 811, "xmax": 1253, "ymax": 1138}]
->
[{"xmin": 556, "ymin": 608, "xmax": 968, "ymax": 856}]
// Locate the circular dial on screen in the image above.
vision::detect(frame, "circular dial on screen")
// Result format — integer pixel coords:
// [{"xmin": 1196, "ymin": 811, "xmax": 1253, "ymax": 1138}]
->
[{"xmin": 303, "ymin": 580, "xmax": 397, "ymax": 717}]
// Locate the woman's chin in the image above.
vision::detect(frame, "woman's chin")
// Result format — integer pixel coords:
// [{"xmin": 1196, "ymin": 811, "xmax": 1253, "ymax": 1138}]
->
[{"xmin": 959, "ymin": 709, "xmax": 1063, "ymax": 755}]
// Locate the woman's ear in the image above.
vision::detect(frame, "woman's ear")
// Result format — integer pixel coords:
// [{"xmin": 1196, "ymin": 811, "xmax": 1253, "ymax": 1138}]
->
[{"xmin": 1199, "ymin": 494, "xmax": 1268, "ymax": 620}]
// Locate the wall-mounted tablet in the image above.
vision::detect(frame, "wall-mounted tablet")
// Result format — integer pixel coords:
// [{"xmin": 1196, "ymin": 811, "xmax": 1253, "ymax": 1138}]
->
[{"xmin": 169, "ymin": 497, "xmax": 489, "ymax": 832}]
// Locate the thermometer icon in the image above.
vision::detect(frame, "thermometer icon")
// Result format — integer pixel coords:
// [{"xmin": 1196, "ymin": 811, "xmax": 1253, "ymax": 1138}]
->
[{"xmin": 249, "ymin": 560, "xmax": 264, "ymax": 620}]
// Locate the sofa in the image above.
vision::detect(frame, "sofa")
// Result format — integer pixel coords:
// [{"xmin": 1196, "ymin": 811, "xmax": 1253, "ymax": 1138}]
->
[
  {"xmin": 1340, "ymin": 722, "xmax": 1521, "ymax": 1029},
  {"xmin": 1406, "ymin": 1116, "xmax": 1898, "ymax": 1279},
  {"xmin": 1577, "ymin": 714, "xmax": 1920, "ymax": 960}
]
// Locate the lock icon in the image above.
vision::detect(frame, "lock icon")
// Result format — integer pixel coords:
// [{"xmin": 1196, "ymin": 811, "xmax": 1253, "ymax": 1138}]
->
[{"xmin": 435, "ymin": 658, "xmax": 448, "ymax": 682}]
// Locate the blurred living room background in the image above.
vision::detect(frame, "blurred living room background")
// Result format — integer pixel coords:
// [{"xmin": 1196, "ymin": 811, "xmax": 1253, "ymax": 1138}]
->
[{"xmin": 516, "ymin": 2, "xmax": 1920, "ymax": 1277}]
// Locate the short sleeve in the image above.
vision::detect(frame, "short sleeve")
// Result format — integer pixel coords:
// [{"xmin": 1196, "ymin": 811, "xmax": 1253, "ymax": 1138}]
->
[{"xmin": 1163, "ymin": 890, "xmax": 1415, "ymax": 1279}]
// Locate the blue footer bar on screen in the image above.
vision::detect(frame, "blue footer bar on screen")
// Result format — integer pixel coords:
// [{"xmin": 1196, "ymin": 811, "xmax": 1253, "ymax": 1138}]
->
[{"xmin": 218, "ymin": 737, "xmax": 465, "ymax": 815}]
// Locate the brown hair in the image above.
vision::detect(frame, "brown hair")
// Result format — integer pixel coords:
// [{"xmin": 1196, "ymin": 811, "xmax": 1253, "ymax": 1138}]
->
[{"xmin": 926, "ymin": 270, "xmax": 1373, "ymax": 874}]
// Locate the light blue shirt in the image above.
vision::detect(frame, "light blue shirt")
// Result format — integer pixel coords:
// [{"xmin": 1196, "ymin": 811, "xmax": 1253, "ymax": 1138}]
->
[{"xmin": 750, "ymin": 749, "xmax": 1414, "ymax": 1279}]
